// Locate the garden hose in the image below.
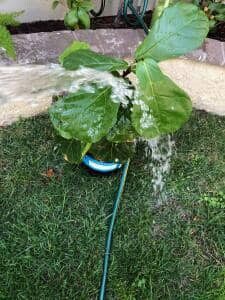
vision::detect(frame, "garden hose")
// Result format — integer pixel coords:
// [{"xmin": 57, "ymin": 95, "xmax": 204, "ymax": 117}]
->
[
  {"xmin": 99, "ymin": 159, "xmax": 130, "ymax": 300},
  {"xmin": 90, "ymin": 0, "xmax": 106, "ymax": 17},
  {"xmin": 122, "ymin": 0, "xmax": 149, "ymax": 34}
]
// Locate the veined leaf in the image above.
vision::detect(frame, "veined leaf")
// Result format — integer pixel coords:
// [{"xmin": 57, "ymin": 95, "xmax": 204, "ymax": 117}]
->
[
  {"xmin": 135, "ymin": 2, "xmax": 209, "ymax": 62},
  {"xmin": 59, "ymin": 41, "xmax": 90, "ymax": 64},
  {"xmin": 0, "ymin": 25, "xmax": 16, "ymax": 59},
  {"xmin": 132, "ymin": 58, "xmax": 192, "ymax": 139},
  {"xmin": 57, "ymin": 137, "xmax": 91, "ymax": 163},
  {"xmin": 63, "ymin": 49, "xmax": 128, "ymax": 72},
  {"xmin": 49, "ymin": 85, "xmax": 120, "ymax": 143}
]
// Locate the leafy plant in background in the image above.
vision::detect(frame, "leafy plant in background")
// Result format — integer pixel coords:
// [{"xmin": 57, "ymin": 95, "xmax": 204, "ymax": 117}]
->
[
  {"xmin": 49, "ymin": 2, "xmax": 209, "ymax": 164},
  {"xmin": 196, "ymin": 0, "xmax": 225, "ymax": 29},
  {"xmin": 152, "ymin": 0, "xmax": 224, "ymax": 29},
  {"xmin": 52, "ymin": 0, "xmax": 93, "ymax": 29},
  {"xmin": 0, "ymin": 11, "xmax": 21, "ymax": 59}
]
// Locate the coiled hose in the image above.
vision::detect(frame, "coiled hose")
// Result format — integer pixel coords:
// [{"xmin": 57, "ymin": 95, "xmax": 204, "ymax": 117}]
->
[{"xmin": 122, "ymin": 0, "xmax": 149, "ymax": 34}]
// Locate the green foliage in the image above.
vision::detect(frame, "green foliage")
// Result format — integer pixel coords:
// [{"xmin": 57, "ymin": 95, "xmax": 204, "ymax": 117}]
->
[
  {"xmin": 0, "ymin": 12, "xmax": 21, "ymax": 59},
  {"xmin": 53, "ymin": 0, "xmax": 93, "ymax": 30},
  {"xmin": 56, "ymin": 136, "xmax": 91, "ymax": 163},
  {"xmin": 132, "ymin": 58, "xmax": 192, "ymax": 139},
  {"xmin": 49, "ymin": 2, "xmax": 209, "ymax": 164},
  {"xmin": 59, "ymin": 40, "xmax": 90, "ymax": 64},
  {"xmin": 49, "ymin": 85, "xmax": 120, "ymax": 143},
  {"xmin": 135, "ymin": 2, "xmax": 209, "ymax": 62},
  {"xmin": 194, "ymin": 0, "xmax": 225, "ymax": 29},
  {"xmin": 106, "ymin": 108, "xmax": 137, "ymax": 143},
  {"xmin": 89, "ymin": 139, "xmax": 136, "ymax": 163}
]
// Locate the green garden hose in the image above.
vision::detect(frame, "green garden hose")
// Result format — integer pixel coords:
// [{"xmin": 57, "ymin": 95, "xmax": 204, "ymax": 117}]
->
[
  {"xmin": 122, "ymin": 0, "xmax": 149, "ymax": 34},
  {"xmin": 99, "ymin": 159, "xmax": 130, "ymax": 300}
]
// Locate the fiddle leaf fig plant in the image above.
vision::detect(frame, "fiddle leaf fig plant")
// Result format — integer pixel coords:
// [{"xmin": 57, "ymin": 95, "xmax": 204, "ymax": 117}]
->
[
  {"xmin": 49, "ymin": 2, "xmax": 209, "ymax": 164},
  {"xmin": 52, "ymin": 0, "xmax": 93, "ymax": 29}
]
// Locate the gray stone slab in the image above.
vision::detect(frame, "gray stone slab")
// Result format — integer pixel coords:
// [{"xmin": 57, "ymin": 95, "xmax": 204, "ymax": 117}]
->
[
  {"xmin": 0, "ymin": 29, "xmax": 145, "ymax": 65},
  {"xmin": 71, "ymin": 29, "xmax": 145, "ymax": 58},
  {"xmin": 185, "ymin": 38, "xmax": 225, "ymax": 67},
  {"xmin": 0, "ymin": 29, "xmax": 224, "ymax": 67}
]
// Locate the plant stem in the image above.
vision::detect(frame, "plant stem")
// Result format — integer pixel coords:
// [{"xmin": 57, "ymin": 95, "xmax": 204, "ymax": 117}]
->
[{"xmin": 122, "ymin": 66, "xmax": 132, "ymax": 78}]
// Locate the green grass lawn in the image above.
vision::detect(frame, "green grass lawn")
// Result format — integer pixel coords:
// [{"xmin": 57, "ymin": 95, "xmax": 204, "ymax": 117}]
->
[{"xmin": 1, "ymin": 111, "xmax": 225, "ymax": 299}]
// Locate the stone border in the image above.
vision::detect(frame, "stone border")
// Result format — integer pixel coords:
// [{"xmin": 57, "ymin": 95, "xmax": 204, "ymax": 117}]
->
[{"xmin": 0, "ymin": 29, "xmax": 224, "ymax": 66}]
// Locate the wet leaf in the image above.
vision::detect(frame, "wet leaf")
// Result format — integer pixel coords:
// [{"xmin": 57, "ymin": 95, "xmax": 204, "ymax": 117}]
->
[
  {"xmin": 135, "ymin": 3, "xmax": 209, "ymax": 62},
  {"xmin": 132, "ymin": 58, "xmax": 192, "ymax": 139},
  {"xmin": 49, "ymin": 85, "xmax": 120, "ymax": 143},
  {"xmin": 63, "ymin": 49, "xmax": 128, "ymax": 72}
]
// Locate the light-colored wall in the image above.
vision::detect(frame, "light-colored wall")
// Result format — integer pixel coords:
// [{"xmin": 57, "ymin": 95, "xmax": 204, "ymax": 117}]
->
[{"xmin": 0, "ymin": 0, "xmax": 154, "ymax": 22}]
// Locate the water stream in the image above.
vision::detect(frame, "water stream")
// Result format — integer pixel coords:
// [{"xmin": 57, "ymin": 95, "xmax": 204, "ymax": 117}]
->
[
  {"xmin": 0, "ymin": 63, "xmax": 174, "ymax": 203},
  {"xmin": 145, "ymin": 135, "xmax": 174, "ymax": 206},
  {"xmin": 0, "ymin": 64, "xmax": 133, "ymax": 106}
]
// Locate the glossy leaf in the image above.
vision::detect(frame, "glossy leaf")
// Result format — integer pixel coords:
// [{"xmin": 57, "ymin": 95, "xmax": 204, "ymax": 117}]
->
[
  {"xmin": 63, "ymin": 49, "xmax": 128, "ymax": 72},
  {"xmin": 49, "ymin": 85, "xmax": 120, "ymax": 143},
  {"xmin": 135, "ymin": 2, "xmax": 209, "ymax": 62},
  {"xmin": 57, "ymin": 137, "xmax": 91, "ymax": 163},
  {"xmin": 90, "ymin": 139, "xmax": 135, "ymax": 163},
  {"xmin": 59, "ymin": 41, "xmax": 90, "ymax": 64},
  {"xmin": 132, "ymin": 58, "xmax": 192, "ymax": 139}
]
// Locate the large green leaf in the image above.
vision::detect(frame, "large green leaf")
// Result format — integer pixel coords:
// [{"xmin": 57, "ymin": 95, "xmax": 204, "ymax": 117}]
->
[
  {"xmin": 132, "ymin": 58, "xmax": 192, "ymax": 139},
  {"xmin": 59, "ymin": 41, "xmax": 90, "ymax": 64},
  {"xmin": 63, "ymin": 49, "xmax": 128, "ymax": 72},
  {"xmin": 90, "ymin": 139, "xmax": 135, "ymax": 163},
  {"xmin": 135, "ymin": 2, "xmax": 209, "ymax": 62},
  {"xmin": 49, "ymin": 85, "xmax": 120, "ymax": 143},
  {"xmin": 56, "ymin": 136, "xmax": 91, "ymax": 163}
]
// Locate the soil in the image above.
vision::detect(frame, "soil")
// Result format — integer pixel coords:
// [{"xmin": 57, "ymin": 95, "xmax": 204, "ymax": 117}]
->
[
  {"xmin": 8, "ymin": 12, "xmax": 151, "ymax": 33},
  {"xmin": 8, "ymin": 13, "xmax": 225, "ymax": 41}
]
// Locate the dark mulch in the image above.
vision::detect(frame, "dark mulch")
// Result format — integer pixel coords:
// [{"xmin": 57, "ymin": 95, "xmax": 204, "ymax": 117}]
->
[
  {"xmin": 7, "ymin": 12, "xmax": 150, "ymax": 34},
  {"xmin": 208, "ymin": 22, "xmax": 225, "ymax": 42}
]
